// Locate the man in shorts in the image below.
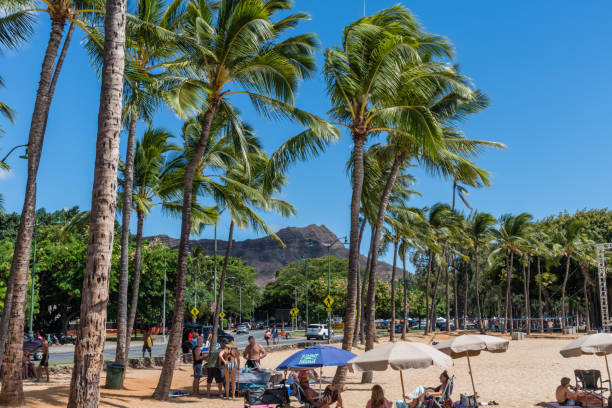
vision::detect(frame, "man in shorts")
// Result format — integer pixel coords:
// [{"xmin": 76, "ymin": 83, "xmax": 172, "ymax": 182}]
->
[
  {"xmin": 243, "ymin": 335, "xmax": 267, "ymax": 371},
  {"xmin": 192, "ymin": 336, "xmax": 205, "ymax": 396},
  {"xmin": 36, "ymin": 337, "xmax": 49, "ymax": 382},
  {"xmin": 142, "ymin": 328, "xmax": 153, "ymax": 358},
  {"xmin": 206, "ymin": 339, "xmax": 225, "ymax": 397}
]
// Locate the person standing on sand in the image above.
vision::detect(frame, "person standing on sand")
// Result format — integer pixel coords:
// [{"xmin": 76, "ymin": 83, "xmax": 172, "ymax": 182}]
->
[
  {"xmin": 205, "ymin": 339, "xmax": 226, "ymax": 398},
  {"xmin": 36, "ymin": 337, "xmax": 49, "ymax": 382},
  {"xmin": 192, "ymin": 336, "xmax": 205, "ymax": 396},
  {"xmin": 243, "ymin": 335, "xmax": 267, "ymax": 370},
  {"xmin": 264, "ymin": 328, "xmax": 271, "ymax": 346},
  {"xmin": 142, "ymin": 328, "xmax": 153, "ymax": 358}
]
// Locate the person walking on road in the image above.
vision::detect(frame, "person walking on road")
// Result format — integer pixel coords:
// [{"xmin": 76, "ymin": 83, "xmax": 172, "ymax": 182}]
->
[
  {"xmin": 243, "ymin": 335, "xmax": 267, "ymax": 370},
  {"xmin": 142, "ymin": 327, "xmax": 153, "ymax": 358},
  {"xmin": 264, "ymin": 328, "xmax": 271, "ymax": 346},
  {"xmin": 271, "ymin": 326, "xmax": 279, "ymax": 345}
]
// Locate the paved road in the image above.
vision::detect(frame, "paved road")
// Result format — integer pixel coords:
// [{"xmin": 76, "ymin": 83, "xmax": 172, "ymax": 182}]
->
[{"xmin": 48, "ymin": 330, "xmax": 341, "ymax": 363}]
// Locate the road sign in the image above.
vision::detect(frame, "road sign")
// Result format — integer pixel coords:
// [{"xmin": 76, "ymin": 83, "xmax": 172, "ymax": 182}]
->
[
  {"xmin": 290, "ymin": 307, "xmax": 299, "ymax": 317},
  {"xmin": 190, "ymin": 307, "xmax": 199, "ymax": 318},
  {"xmin": 323, "ymin": 295, "xmax": 334, "ymax": 308},
  {"xmin": 219, "ymin": 311, "xmax": 226, "ymax": 319},
  {"xmin": 326, "ymin": 307, "xmax": 333, "ymax": 312}
]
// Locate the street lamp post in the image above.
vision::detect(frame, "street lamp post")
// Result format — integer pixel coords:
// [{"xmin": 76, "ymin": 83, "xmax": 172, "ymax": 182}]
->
[
  {"xmin": 239, "ymin": 286, "xmax": 242, "ymax": 324},
  {"xmin": 28, "ymin": 222, "xmax": 38, "ymax": 337},
  {"xmin": 0, "ymin": 143, "xmax": 28, "ymax": 166},
  {"xmin": 162, "ymin": 256, "xmax": 167, "ymax": 342},
  {"xmin": 303, "ymin": 240, "xmax": 313, "ymax": 328},
  {"xmin": 323, "ymin": 236, "xmax": 348, "ymax": 343}
]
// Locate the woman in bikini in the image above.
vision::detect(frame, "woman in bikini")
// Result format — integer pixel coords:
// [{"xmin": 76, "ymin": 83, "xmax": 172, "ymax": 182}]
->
[{"xmin": 220, "ymin": 341, "xmax": 240, "ymax": 399}]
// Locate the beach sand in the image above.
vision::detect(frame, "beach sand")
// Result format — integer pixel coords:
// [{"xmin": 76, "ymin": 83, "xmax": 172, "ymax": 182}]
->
[{"xmin": 21, "ymin": 334, "xmax": 605, "ymax": 407}]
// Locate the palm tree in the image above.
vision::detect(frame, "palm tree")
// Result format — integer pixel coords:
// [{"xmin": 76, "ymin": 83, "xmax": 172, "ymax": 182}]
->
[
  {"xmin": 210, "ymin": 154, "xmax": 294, "ymax": 347},
  {"xmin": 153, "ymin": 0, "xmax": 335, "ymax": 399},
  {"xmin": 82, "ymin": 0, "xmax": 188, "ymax": 366},
  {"xmin": 555, "ymin": 219, "xmax": 586, "ymax": 329},
  {"xmin": 575, "ymin": 237, "xmax": 596, "ymax": 331},
  {"xmin": 119, "ymin": 128, "xmax": 177, "ymax": 363},
  {"xmin": 0, "ymin": 75, "xmax": 15, "ymax": 137},
  {"xmin": 0, "ymin": 3, "xmax": 100, "ymax": 399},
  {"xmin": 491, "ymin": 213, "xmax": 532, "ymax": 333},
  {"xmin": 529, "ymin": 228, "xmax": 552, "ymax": 333},
  {"xmin": 324, "ymin": 7, "xmax": 452, "ymax": 373},
  {"xmin": 66, "ymin": 0, "xmax": 129, "ymax": 404},
  {"xmin": 467, "ymin": 212, "xmax": 496, "ymax": 330}
]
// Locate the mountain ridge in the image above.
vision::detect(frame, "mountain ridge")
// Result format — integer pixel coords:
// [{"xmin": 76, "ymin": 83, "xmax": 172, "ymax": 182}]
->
[{"xmin": 145, "ymin": 224, "xmax": 394, "ymax": 286}]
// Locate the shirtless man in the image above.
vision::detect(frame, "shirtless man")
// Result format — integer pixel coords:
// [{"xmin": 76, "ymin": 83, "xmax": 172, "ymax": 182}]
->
[
  {"xmin": 556, "ymin": 377, "xmax": 582, "ymax": 406},
  {"xmin": 36, "ymin": 338, "xmax": 49, "ymax": 382},
  {"xmin": 243, "ymin": 336, "xmax": 266, "ymax": 370}
]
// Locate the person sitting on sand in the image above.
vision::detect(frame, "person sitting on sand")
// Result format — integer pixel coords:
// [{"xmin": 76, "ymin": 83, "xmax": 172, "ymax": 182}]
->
[
  {"xmin": 22, "ymin": 350, "xmax": 36, "ymax": 380},
  {"xmin": 556, "ymin": 377, "xmax": 584, "ymax": 406},
  {"xmin": 298, "ymin": 374, "xmax": 347, "ymax": 408},
  {"xmin": 366, "ymin": 385, "xmax": 392, "ymax": 408},
  {"xmin": 403, "ymin": 371, "xmax": 449, "ymax": 408}
]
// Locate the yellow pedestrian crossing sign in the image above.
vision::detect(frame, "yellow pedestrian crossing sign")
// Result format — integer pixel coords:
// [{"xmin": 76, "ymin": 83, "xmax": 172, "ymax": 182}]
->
[
  {"xmin": 290, "ymin": 307, "xmax": 299, "ymax": 317},
  {"xmin": 323, "ymin": 295, "xmax": 334, "ymax": 308},
  {"xmin": 219, "ymin": 311, "xmax": 226, "ymax": 319},
  {"xmin": 191, "ymin": 307, "xmax": 199, "ymax": 318}
]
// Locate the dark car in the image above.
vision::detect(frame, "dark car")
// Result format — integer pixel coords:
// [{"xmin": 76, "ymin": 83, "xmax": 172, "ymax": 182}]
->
[
  {"xmin": 23, "ymin": 337, "xmax": 44, "ymax": 361},
  {"xmin": 181, "ymin": 323, "xmax": 234, "ymax": 354},
  {"xmin": 394, "ymin": 323, "xmax": 410, "ymax": 333},
  {"xmin": 256, "ymin": 322, "xmax": 265, "ymax": 330}
]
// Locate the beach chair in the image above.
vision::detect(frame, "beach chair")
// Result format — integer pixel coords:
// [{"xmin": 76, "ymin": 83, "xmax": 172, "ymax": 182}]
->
[
  {"xmin": 574, "ymin": 370, "xmax": 608, "ymax": 408},
  {"xmin": 427, "ymin": 375, "xmax": 454, "ymax": 408},
  {"xmin": 292, "ymin": 382, "xmax": 318, "ymax": 408}
]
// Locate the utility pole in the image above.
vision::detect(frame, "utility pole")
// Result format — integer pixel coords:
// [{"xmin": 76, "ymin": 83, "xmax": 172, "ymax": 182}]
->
[
  {"xmin": 303, "ymin": 256, "xmax": 309, "ymax": 328},
  {"xmin": 239, "ymin": 286, "xmax": 242, "ymax": 324},
  {"xmin": 162, "ymin": 256, "xmax": 167, "ymax": 342}
]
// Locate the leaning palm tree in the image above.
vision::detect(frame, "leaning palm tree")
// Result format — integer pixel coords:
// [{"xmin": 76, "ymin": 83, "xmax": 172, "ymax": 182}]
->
[
  {"xmin": 0, "ymin": 75, "xmax": 15, "ymax": 137},
  {"xmin": 67, "ymin": 0, "xmax": 129, "ymax": 405},
  {"xmin": 152, "ymin": 0, "xmax": 336, "ymax": 400},
  {"xmin": 467, "ymin": 212, "xmax": 496, "ymax": 330},
  {"xmin": 118, "ymin": 128, "xmax": 177, "ymax": 363},
  {"xmin": 490, "ymin": 213, "xmax": 532, "ymax": 333},
  {"xmin": 555, "ymin": 219, "xmax": 586, "ymax": 329},
  {"xmin": 324, "ymin": 7, "xmax": 452, "ymax": 375},
  {"xmin": 82, "ymin": 0, "xmax": 188, "ymax": 366}
]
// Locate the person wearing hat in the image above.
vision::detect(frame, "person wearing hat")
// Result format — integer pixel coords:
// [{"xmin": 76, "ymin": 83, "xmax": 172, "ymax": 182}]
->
[
  {"xmin": 205, "ymin": 338, "xmax": 226, "ymax": 398},
  {"xmin": 220, "ymin": 341, "xmax": 240, "ymax": 399}
]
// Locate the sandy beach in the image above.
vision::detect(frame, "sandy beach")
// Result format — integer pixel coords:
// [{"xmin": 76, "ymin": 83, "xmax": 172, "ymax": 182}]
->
[{"xmin": 20, "ymin": 335, "xmax": 606, "ymax": 408}]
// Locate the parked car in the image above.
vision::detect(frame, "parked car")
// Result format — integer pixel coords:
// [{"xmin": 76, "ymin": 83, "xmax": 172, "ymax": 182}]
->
[
  {"xmin": 410, "ymin": 321, "xmax": 427, "ymax": 330},
  {"xmin": 439, "ymin": 323, "xmax": 456, "ymax": 331},
  {"xmin": 181, "ymin": 323, "xmax": 234, "ymax": 354},
  {"xmin": 23, "ymin": 337, "xmax": 43, "ymax": 361},
  {"xmin": 306, "ymin": 324, "xmax": 333, "ymax": 340},
  {"xmin": 394, "ymin": 323, "xmax": 410, "ymax": 333},
  {"xmin": 256, "ymin": 322, "xmax": 265, "ymax": 330},
  {"xmin": 236, "ymin": 324, "xmax": 249, "ymax": 334}
]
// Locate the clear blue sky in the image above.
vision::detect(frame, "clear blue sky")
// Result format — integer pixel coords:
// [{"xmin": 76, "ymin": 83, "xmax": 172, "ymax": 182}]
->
[{"xmin": 1, "ymin": 1, "xmax": 611, "ymax": 263}]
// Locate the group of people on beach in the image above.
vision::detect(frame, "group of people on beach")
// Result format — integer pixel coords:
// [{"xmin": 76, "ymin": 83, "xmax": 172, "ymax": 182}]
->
[
  {"xmin": 190, "ymin": 334, "xmax": 267, "ymax": 399},
  {"xmin": 21, "ymin": 337, "xmax": 49, "ymax": 382}
]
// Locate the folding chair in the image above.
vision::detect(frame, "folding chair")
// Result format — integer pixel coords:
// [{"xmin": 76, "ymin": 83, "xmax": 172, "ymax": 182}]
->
[
  {"xmin": 292, "ymin": 382, "xmax": 320, "ymax": 408},
  {"xmin": 428, "ymin": 375, "xmax": 454, "ymax": 408},
  {"xmin": 574, "ymin": 369, "xmax": 608, "ymax": 408}
]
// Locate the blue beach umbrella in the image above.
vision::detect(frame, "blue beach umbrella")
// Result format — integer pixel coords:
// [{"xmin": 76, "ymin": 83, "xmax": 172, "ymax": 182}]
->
[{"xmin": 276, "ymin": 345, "xmax": 357, "ymax": 370}]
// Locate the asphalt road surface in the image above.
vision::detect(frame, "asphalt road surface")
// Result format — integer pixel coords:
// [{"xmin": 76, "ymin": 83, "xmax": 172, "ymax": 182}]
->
[{"xmin": 48, "ymin": 330, "xmax": 341, "ymax": 363}]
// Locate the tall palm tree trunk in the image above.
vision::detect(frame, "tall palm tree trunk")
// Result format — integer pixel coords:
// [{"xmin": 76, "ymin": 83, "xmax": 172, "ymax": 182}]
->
[
  {"xmin": 359, "ymin": 225, "xmax": 375, "ymax": 345},
  {"xmin": 67, "ymin": 0, "xmax": 127, "ymax": 402},
  {"xmin": 124, "ymin": 210, "xmax": 145, "ymax": 359},
  {"xmin": 389, "ymin": 238, "xmax": 398, "ymax": 342},
  {"xmin": 474, "ymin": 246, "xmax": 483, "ymax": 331},
  {"xmin": 212, "ymin": 221, "xmax": 234, "ymax": 346},
  {"xmin": 401, "ymin": 251, "xmax": 407, "ymax": 340},
  {"xmin": 361, "ymin": 155, "xmax": 403, "ymax": 384},
  {"xmin": 334, "ymin": 134, "xmax": 366, "ymax": 385},
  {"xmin": 0, "ymin": 21, "xmax": 73, "ymax": 372},
  {"xmin": 153, "ymin": 102, "xmax": 218, "ymax": 400},
  {"xmin": 116, "ymin": 114, "xmax": 138, "ymax": 366},
  {"xmin": 521, "ymin": 262, "xmax": 528, "ymax": 334},
  {"xmin": 445, "ymin": 255, "xmax": 450, "ymax": 333},
  {"xmin": 352, "ymin": 219, "xmax": 367, "ymax": 347},
  {"xmin": 452, "ymin": 257, "xmax": 459, "ymax": 330},
  {"xmin": 582, "ymin": 265, "xmax": 591, "ymax": 331},
  {"xmin": 463, "ymin": 262, "xmax": 469, "ymax": 329},
  {"xmin": 0, "ymin": 17, "xmax": 67, "ymax": 407},
  {"xmin": 429, "ymin": 257, "xmax": 444, "ymax": 333},
  {"xmin": 526, "ymin": 258, "xmax": 531, "ymax": 334},
  {"xmin": 537, "ymin": 257, "xmax": 543, "ymax": 333},
  {"xmin": 561, "ymin": 255, "xmax": 571, "ymax": 330},
  {"xmin": 425, "ymin": 250, "xmax": 432, "ymax": 334},
  {"xmin": 503, "ymin": 252, "xmax": 511, "ymax": 333}
]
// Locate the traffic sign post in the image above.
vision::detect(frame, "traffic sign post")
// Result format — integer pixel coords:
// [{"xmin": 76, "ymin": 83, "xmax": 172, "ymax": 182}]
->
[
  {"xmin": 190, "ymin": 307, "xmax": 199, "ymax": 321},
  {"xmin": 290, "ymin": 307, "xmax": 299, "ymax": 331}
]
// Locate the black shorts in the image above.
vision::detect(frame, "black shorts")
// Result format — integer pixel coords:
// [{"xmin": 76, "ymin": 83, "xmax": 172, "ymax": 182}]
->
[
  {"xmin": 39, "ymin": 360, "xmax": 48, "ymax": 367},
  {"xmin": 207, "ymin": 367, "xmax": 223, "ymax": 384},
  {"xmin": 246, "ymin": 359, "xmax": 260, "ymax": 369},
  {"xmin": 143, "ymin": 345, "xmax": 152, "ymax": 352}
]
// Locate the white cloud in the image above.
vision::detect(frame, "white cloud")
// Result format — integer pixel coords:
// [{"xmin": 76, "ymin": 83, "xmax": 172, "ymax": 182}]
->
[{"xmin": 0, "ymin": 169, "xmax": 13, "ymax": 180}]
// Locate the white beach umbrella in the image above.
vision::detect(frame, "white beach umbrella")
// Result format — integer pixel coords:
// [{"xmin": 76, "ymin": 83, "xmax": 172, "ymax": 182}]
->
[
  {"xmin": 435, "ymin": 335, "xmax": 509, "ymax": 399},
  {"xmin": 347, "ymin": 341, "xmax": 453, "ymax": 397},
  {"xmin": 560, "ymin": 333, "xmax": 612, "ymax": 383}
]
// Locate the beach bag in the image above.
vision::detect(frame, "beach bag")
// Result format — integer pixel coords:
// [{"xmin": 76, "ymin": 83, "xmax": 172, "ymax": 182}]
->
[
  {"xmin": 244, "ymin": 387, "xmax": 289, "ymax": 407},
  {"xmin": 459, "ymin": 394, "xmax": 477, "ymax": 407}
]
